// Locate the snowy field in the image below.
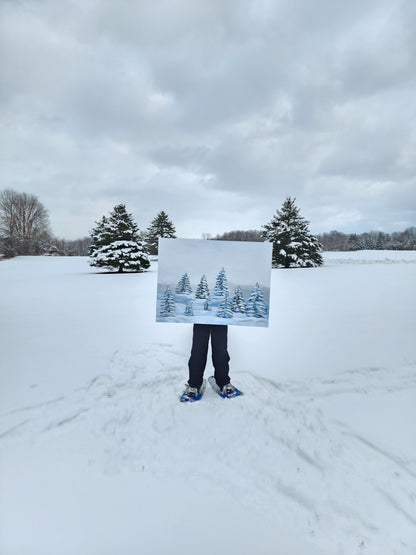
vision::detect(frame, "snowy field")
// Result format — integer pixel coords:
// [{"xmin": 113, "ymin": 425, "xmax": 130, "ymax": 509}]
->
[{"xmin": 1, "ymin": 251, "xmax": 416, "ymax": 555}]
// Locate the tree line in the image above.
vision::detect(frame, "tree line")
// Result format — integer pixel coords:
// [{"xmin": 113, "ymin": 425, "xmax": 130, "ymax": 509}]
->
[
  {"xmin": 0, "ymin": 188, "xmax": 91, "ymax": 257},
  {"xmin": 1, "ymin": 190, "xmax": 323, "ymax": 270},
  {"xmin": 0, "ymin": 189, "xmax": 176, "ymax": 260},
  {"xmin": 316, "ymin": 228, "xmax": 416, "ymax": 251},
  {"xmin": 213, "ymin": 222, "xmax": 416, "ymax": 252},
  {"xmin": 87, "ymin": 197, "xmax": 324, "ymax": 271},
  {"xmin": 2, "ymin": 188, "xmax": 414, "ymax": 271},
  {"xmin": 211, "ymin": 230, "xmax": 264, "ymax": 242}
]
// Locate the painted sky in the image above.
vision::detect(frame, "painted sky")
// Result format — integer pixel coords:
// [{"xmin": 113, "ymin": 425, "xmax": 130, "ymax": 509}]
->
[
  {"xmin": 157, "ymin": 238, "xmax": 272, "ymax": 289},
  {"xmin": 1, "ymin": 0, "xmax": 415, "ymax": 239}
]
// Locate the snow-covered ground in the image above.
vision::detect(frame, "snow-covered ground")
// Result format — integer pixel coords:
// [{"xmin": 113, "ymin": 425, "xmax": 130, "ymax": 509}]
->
[{"xmin": 1, "ymin": 251, "xmax": 415, "ymax": 555}]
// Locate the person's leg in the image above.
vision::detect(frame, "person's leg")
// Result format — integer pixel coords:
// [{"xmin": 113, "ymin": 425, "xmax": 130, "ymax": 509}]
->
[
  {"xmin": 188, "ymin": 324, "xmax": 211, "ymax": 389},
  {"xmin": 210, "ymin": 325, "xmax": 230, "ymax": 388}
]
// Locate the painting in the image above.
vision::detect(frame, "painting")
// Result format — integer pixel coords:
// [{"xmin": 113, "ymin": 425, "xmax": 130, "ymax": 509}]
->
[{"xmin": 156, "ymin": 238, "xmax": 272, "ymax": 327}]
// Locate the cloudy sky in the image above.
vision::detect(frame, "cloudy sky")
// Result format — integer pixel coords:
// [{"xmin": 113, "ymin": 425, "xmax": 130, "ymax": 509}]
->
[{"xmin": 1, "ymin": 0, "xmax": 415, "ymax": 239}]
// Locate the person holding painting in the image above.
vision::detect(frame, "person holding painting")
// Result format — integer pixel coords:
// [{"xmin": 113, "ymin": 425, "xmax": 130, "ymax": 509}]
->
[{"xmin": 155, "ymin": 238, "xmax": 270, "ymax": 402}]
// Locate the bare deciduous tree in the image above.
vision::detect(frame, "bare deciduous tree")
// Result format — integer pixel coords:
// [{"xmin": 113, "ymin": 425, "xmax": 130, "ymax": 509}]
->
[{"xmin": 0, "ymin": 189, "xmax": 51, "ymax": 257}]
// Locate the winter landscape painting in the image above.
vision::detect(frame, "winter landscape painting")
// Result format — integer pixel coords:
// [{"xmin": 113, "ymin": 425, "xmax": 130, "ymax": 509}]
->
[{"xmin": 156, "ymin": 239, "xmax": 272, "ymax": 327}]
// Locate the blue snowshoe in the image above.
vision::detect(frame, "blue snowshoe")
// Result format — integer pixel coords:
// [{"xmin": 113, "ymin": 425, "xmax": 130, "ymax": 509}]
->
[
  {"xmin": 208, "ymin": 376, "xmax": 243, "ymax": 399},
  {"xmin": 180, "ymin": 379, "xmax": 206, "ymax": 402}
]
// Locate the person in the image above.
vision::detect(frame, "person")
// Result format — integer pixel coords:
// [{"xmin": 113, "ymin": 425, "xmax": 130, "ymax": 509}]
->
[{"xmin": 184, "ymin": 323, "xmax": 236, "ymax": 397}]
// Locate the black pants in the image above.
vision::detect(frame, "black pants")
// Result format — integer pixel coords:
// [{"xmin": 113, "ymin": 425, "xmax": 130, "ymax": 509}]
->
[{"xmin": 188, "ymin": 324, "xmax": 230, "ymax": 389}]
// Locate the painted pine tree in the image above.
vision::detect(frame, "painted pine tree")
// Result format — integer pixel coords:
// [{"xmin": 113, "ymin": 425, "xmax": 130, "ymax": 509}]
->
[
  {"xmin": 231, "ymin": 286, "xmax": 247, "ymax": 313},
  {"xmin": 184, "ymin": 299, "xmax": 194, "ymax": 316},
  {"xmin": 214, "ymin": 267, "xmax": 229, "ymax": 296},
  {"xmin": 216, "ymin": 294, "xmax": 233, "ymax": 319},
  {"xmin": 175, "ymin": 272, "xmax": 192, "ymax": 294},
  {"xmin": 246, "ymin": 283, "xmax": 267, "ymax": 318},
  {"xmin": 195, "ymin": 275, "xmax": 210, "ymax": 299},
  {"xmin": 145, "ymin": 211, "xmax": 176, "ymax": 255},
  {"xmin": 89, "ymin": 204, "xmax": 150, "ymax": 273},
  {"xmin": 262, "ymin": 197, "xmax": 323, "ymax": 268},
  {"xmin": 159, "ymin": 287, "xmax": 176, "ymax": 316},
  {"xmin": 204, "ymin": 295, "xmax": 212, "ymax": 311}
]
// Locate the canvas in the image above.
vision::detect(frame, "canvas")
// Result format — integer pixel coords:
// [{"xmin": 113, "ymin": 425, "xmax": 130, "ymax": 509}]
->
[{"xmin": 156, "ymin": 238, "xmax": 272, "ymax": 327}]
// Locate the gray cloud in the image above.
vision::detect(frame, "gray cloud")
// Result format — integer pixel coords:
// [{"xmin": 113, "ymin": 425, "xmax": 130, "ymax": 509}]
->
[{"xmin": 0, "ymin": 0, "xmax": 415, "ymax": 239}]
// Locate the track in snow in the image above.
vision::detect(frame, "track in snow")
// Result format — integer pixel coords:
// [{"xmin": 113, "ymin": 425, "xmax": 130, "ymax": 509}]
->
[{"xmin": 1, "ymin": 343, "xmax": 415, "ymax": 554}]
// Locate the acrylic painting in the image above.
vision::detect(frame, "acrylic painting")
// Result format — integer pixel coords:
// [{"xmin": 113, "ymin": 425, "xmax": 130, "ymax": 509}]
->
[{"xmin": 156, "ymin": 238, "xmax": 272, "ymax": 327}]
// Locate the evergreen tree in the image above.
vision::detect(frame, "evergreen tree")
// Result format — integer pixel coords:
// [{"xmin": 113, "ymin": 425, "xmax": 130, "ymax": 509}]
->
[
  {"xmin": 89, "ymin": 204, "xmax": 150, "ymax": 273},
  {"xmin": 214, "ymin": 267, "xmax": 229, "ymax": 296},
  {"xmin": 159, "ymin": 287, "xmax": 176, "ymax": 316},
  {"xmin": 175, "ymin": 272, "xmax": 192, "ymax": 294},
  {"xmin": 89, "ymin": 216, "xmax": 111, "ymax": 254},
  {"xmin": 204, "ymin": 295, "xmax": 212, "ymax": 311},
  {"xmin": 246, "ymin": 283, "xmax": 267, "ymax": 318},
  {"xmin": 347, "ymin": 233, "xmax": 362, "ymax": 251},
  {"xmin": 184, "ymin": 299, "xmax": 194, "ymax": 316},
  {"xmin": 145, "ymin": 211, "xmax": 176, "ymax": 255},
  {"xmin": 195, "ymin": 275, "xmax": 210, "ymax": 299},
  {"xmin": 216, "ymin": 294, "xmax": 233, "ymax": 319},
  {"xmin": 262, "ymin": 197, "xmax": 323, "ymax": 268},
  {"xmin": 231, "ymin": 286, "xmax": 247, "ymax": 313}
]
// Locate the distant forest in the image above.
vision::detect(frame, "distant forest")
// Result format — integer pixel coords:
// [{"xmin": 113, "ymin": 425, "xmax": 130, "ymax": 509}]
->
[
  {"xmin": 20, "ymin": 227, "xmax": 416, "ymax": 256},
  {"xmin": 212, "ymin": 227, "xmax": 416, "ymax": 251},
  {"xmin": 211, "ymin": 230, "xmax": 265, "ymax": 242},
  {"xmin": 2, "ymin": 188, "xmax": 414, "ymax": 257},
  {"xmin": 48, "ymin": 236, "xmax": 91, "ymax": 256},
  {"xmin": 5, "ymin": 229, "xmax": 416, "ymax": 259},
  {"xmin": 316, "ymin": 227, "xmax": 416, "ymax": 251}
]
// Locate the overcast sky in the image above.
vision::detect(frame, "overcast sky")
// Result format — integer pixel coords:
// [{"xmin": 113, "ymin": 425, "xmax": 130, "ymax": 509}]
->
[{"xmin": 1, "ymin": 0, "xmax": 415, "ymax": 239}]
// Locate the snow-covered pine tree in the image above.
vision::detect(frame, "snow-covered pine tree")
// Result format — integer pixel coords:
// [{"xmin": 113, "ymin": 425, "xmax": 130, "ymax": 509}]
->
[
  {"xmin": 216, "ymin": 294, "xmax": 233, "ymax": 319},
  {"xmin": 262, "ymin": 197, "xmax": 323, "ymax": 268},
  {"xmin": 89, "ymin": 215, "xmax": 110, "ymax": 255},
  {"xmin": 246, "ymin": 283, "xmax": 267, "ymax": 318},
  {"xmin": 159, "ymin": 287, "xmax": 176, "ymax": 316},
  {"xmin": 195, "ymin": 275, "xmax": 210, "ymax": 299},
  {"xmin": 184, "ymin": 299, "xmax": 194, "ymax": 316},
  {"xmin": 175, "ymin": 272, "xmax": 192, "ymax": 294},
  {"xmin": 89, "ymin": 204, "xmax": 150, "ymax": 273},
  {"xmin": 231, "ymin": 286, "xmax": 247, "ymax": 313},
  {"xmin": 145, "ymin": 211, "xmax": 176, "ymax": 255},
  {"xmin": 214, "ymin": 267, "xmax": 229, "ymax": 296}
]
